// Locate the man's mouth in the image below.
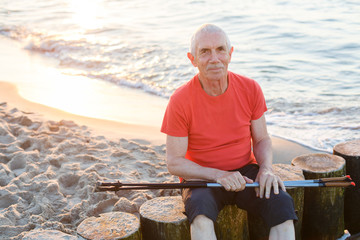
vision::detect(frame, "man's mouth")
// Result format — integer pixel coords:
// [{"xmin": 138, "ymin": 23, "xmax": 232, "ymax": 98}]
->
[{"xmin": 207, "ymin": 65, "xmax": 223, "ymax": 71}]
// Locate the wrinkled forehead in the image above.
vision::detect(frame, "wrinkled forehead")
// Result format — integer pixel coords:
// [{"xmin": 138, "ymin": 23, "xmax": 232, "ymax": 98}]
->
[{"xmin": 195, "ymin": 31, "xmax": 228, "ymax": 51}]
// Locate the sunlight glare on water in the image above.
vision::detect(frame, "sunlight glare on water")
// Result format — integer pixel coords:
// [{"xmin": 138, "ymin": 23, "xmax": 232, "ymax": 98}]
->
[{"xmin": 68, "ymin": 0, "xmax": 105, "ymax": 30}]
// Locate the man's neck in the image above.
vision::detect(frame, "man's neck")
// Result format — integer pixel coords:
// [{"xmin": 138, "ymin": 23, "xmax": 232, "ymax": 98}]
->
[{"xmin": 198, "ymin": 74, "xmax": 228, "ymax": 97}]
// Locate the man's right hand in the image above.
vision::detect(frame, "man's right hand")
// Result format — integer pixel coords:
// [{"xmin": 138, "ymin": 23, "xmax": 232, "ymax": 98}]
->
[{"xmin": 216, "ymin": 171, "xmax": 253, "ymax": 192}]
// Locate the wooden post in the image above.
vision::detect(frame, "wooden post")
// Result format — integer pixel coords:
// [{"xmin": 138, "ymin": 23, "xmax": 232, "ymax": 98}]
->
[
  {"xmin": 247, "ymin": 164, "xmax": 304, "ymax": 240},
  {"xmin": 333, "ymin": 139, "xmax": 360, "ymax": 234},
  {"xmin": 139, "ymin": 196, "xmax": 190, "ymax": 240},
  {"xmin": 140, "ymin": 196, "xmax": 249, "ymax": 240},
  {"xmin": 215, "ymin": 205, "xmax": 249, "ymax": 240},
  {"xmin": 77, "ymin": 212, "xmax": 141, "ymax": 240},
  {"xmin": 292, "ymin": 153, "xmax": 346, "ymax": 240}
]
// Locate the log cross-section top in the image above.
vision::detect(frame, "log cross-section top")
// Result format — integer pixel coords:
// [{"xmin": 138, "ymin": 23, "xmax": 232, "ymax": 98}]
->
[
  {"xmin": 140, "ymin": 196, "xmax": 187, "ymax": 223},
  {"xmin": 292, "ymin": 153, "xmax": 345, "ymax": 173},
  {"xmin": 334, "ymin": 139, "xmax": 360, "ymax": 156}
]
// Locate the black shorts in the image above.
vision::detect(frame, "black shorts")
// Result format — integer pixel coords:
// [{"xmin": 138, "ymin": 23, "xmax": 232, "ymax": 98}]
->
[{"xmin": 182, "ymin": 164, "xmax": 298, "ymax": 228}]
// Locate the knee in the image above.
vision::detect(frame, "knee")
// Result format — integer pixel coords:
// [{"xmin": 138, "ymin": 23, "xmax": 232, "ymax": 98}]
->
[
  {"xmin": 274, "ymin": 219, "xmax": 293, "ymax": 229},
  {"xmin": 191, "ymin": 215, "xmax": 214, "ymax": 231},
  {"xmin": 270, "ymin": 220, "xmax": 295, "ymax": 240},
  {"xmin": 191, "ymin": 215, "xmax": 216, "ymax": 240}
]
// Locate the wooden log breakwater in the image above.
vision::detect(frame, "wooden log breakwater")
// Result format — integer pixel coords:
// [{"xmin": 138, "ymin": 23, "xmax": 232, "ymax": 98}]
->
[
  {"xmin": 333, "ymin": 139, "xmax": 360, "ymax": 235},
  {"xmin": 81, "ymin": 147, "xmax": 358, "ymax": 240},
  {"xmin": 292, "ymin": 153, "xmax": 346, "ymax": 240},
  {"xmin": 139, "ymin": 164, "xmax": 305, "ymax": 240}
]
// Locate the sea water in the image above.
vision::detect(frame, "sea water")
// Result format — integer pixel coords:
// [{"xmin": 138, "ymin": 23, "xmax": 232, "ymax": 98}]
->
[{"xmin": 0, "ymin": 0, "xmax": 359, "ymax": 152}]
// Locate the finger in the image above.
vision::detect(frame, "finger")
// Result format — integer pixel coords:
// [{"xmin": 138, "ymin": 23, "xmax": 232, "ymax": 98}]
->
[
  {"xmin": 227, "ymin": 179, "xmax": 237, "ymax": 192},
  {"xmin": 240, "ymin": 176, "xmax": 254, "ymax": 192},
  {"xmin": 254, "ymin": 176, "xmax": 260, "ymax": 197},
  {"xmin": 278, "ymin": 178, "xmax": 286, "ymax": 192},
  {"xmin": 244, "ymin": 176, "xmax": 254, "ymax": 183},
  {"xmin": 239, "ymin": 176, "xmax": 247, "ymax": 191},
  {"xmin": 230, "ymin": 172, "xmax": 245, "ymax": 191},
  {"xmin": 225, "ymin": 181, "xmax": 232, "ymax": 191},
  {"xmin": 227, "ymin": 181, "xmax": 237, "ymax": 192},
  {"xmin": 273, "ymin": 178, "xmax": 279, "ymax": 195},
  {"xmin": 234, "ymin": 184, "xmax": 241, "ymax": 192},
  {"xmin": 255, "ymin": 187, "xmax": 260, "ymax": 197},
  {"xmin": 216, "ymin": 179, "xmax": 230, "ymax": 191},
  {"xmin": 265, "ymin": 177, "xmax": 273, "ymax": 199},
  {"xmin": 259, "ymin": 178, "xmax": 266, "ymax": 199},
  {"xmin": 234, "ymin": 181, "xmax": 243, "ymax": 192}
]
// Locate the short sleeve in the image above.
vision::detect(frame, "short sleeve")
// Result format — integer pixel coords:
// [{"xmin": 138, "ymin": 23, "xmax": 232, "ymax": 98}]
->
[
  {"xmin": 251, "ymin": 81, "xmax": 267, "ymax": 120},
  {"xmin": 161, "ymin": 95, "xmax": 189, "ymax": 137}
]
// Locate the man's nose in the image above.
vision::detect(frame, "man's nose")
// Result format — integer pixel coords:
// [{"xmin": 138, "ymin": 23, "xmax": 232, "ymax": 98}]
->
[{"xmin": 209, "ymin": 50, "xmax": 220, "ymax": 62}]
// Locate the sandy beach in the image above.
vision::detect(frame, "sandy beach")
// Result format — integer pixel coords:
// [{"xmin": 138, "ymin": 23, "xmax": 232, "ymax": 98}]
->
[{"xmin": 0, "ymin": 81, "xmax": 322, "ymax": 239}]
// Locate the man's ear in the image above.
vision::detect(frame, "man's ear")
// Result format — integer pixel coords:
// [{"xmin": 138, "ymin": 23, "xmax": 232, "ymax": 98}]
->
[
  {"xmin": 187, "ymin": 52, "xmax": 197, "ymax": 67},
  {"xmin": 229, "ymin": 46, "xmax": 234, "ymax": 61}
]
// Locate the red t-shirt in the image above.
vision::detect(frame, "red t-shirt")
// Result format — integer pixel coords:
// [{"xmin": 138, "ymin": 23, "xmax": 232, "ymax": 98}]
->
[{"xmin": 161, "ymin": 71, "xmax": 267, "ymax": 171}]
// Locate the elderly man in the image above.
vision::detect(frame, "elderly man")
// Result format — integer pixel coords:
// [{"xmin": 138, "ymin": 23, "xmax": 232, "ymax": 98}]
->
[{"xmin": 161, "ymin": 24, "xmax": 297, "ymax": 240}]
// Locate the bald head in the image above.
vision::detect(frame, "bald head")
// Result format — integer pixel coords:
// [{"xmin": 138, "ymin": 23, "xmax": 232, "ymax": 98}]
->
[{"xmin": 190, "ymin": 24, "xmax": 232, "ymax": 57}]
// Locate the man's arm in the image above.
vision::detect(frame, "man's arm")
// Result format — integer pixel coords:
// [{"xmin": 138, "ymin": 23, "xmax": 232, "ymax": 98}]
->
[
  {"xmin": 251, "ymin": 114, "xmax": 285, "ymax": 198},
  {"xmin": 166, "ymin": 135, "xmax": 253, "ymax": 191}
]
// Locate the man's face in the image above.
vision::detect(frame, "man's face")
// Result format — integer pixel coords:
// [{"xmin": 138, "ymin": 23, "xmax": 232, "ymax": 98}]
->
[{"xmin": 189, "ymin": 31, "xmax": 233, "ymax": 81}]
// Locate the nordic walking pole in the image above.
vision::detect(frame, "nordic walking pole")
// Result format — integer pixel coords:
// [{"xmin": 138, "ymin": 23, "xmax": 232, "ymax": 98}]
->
[{"xmin": 95, "ymin": 176, "xmax": 355, "ymax": 192}]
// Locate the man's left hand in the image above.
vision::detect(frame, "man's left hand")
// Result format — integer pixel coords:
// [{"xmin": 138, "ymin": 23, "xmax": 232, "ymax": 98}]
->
[{"xmin": 255, "ymin": 167, "xmax": 285, "ymax": 199}]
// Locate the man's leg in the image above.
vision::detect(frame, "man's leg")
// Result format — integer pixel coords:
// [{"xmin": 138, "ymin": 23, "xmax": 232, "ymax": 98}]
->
[
  {"xmin": 234, "ymin": 165, "xmax": 298, "ymax": 239},
  {"xmin": 191, "ymin": 215, "xmax": 217, "ymax": 240},
  {"xmin": 182, "ymin": 182, "xmax": 232, "ymax": 240},
  {"xmin": 269, "ymin": 220, "xmax": 295, "ymax": 240}
]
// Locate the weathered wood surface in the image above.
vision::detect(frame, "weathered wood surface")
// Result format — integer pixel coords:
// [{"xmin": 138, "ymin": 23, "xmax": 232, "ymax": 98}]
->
[
  {"xmin": 248, "ymin": 164, "xmax": 304, "ymax": 240},
  {"xmin": 333, "ymin": 139, "xmax": 360, "ymax": 234},
  {"xmin": 139, "ymin": 196, "xmax": 190, "ymax": 240},
  {"xmin": 23, "ymin": 230, "xmax": 78, "ymax": 240},
  {"xmin": 77, "ymin": 212, "xmax": 141, "ymax": 240},
  {"xmin": 215, "ymin": 204, "xmax": 249, "ymax": 240},
  {"xmin": 292, "ymin": 153, "xmax": 346, "ymax": 240}
]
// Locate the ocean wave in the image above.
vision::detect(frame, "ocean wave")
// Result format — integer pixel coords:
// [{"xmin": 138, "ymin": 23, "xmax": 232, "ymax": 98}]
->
[
  {"xmin": 84, "ymin": 73, "xmax": 171, "ymax": 98},
  {"xmin": 317, "ymin": 107, "xmax": 343, "ymax": 114},
  {"xmin": 266, "ymin": 104, "xmax": 360, "ymax": 152},
  {"xmin": 0, "ymin": 25, "xmax": 184, "ymax": 98},
  {"xmin": 0, "ymin": 25, "xmax": 31, "ymax": 40}
]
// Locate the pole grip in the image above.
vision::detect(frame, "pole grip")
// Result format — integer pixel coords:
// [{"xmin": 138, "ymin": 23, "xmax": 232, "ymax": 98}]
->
[
  {"xmin": 324, "ymin": 182, "xmax": 355, "ymax": 187},
  {"xmin": 320, "ymin": 176, "xmax": 352, "ymax": 182}
]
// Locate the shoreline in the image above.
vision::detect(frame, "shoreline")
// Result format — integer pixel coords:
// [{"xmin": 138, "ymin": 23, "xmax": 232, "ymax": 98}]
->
[
  {"xmin": 0, "ymin": 35, "xmax": 168, "ymax": 128},
  {"xmin": 0, "ymin": 81, "xmax": 165, "ymax": 146}
]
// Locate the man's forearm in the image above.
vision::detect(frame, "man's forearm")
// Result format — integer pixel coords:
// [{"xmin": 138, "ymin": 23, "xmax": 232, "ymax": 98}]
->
[
  {"xmin": 167, "ymin": 155, "xmax": 254, "ymax": 192},
  {"xmin": 166, "ymin": 135, "xmax": 226, "ymax": 182},
  {"xmin": 253, "ymin": 136, "xmax": 273, "ymax": 170},
  {"xmin": 167, "ymin": 156, "xmax": 224, "ymax": 181}
]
